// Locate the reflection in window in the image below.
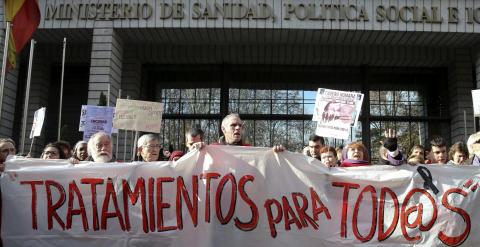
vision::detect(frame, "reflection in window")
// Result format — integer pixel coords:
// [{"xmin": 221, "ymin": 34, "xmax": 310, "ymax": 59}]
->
[
  {"xmin": 370, "ymin": 91, "xmax": 426, "ymax": 117},
  {"xmin": 161, "ymin": 88, "xmax": 220, "ymax": 114},
  {"xmin": 229, "ymin": 89, "xmax": 316, "ymax": 115}
]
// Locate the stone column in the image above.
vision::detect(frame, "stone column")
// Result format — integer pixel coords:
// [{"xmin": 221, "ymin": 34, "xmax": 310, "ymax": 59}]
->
[
  {"xmin": 88, "ymin": 28, "xmax": 123, "ymax": 106},
  {"xmin": 448, "ymin": 49, "xmax": 475, "ymax": 142}
]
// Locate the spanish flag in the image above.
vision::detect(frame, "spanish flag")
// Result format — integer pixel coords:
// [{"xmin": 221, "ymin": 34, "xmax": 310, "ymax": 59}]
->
[{"xmin": 5, "ymin": 0, "xmax": 40, "ymax": 69}]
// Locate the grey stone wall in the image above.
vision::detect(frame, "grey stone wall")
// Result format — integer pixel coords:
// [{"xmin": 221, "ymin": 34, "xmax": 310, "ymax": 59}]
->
[{"xmin": 448, "ymin": 49, "xmax": 475, "ymax": 143}]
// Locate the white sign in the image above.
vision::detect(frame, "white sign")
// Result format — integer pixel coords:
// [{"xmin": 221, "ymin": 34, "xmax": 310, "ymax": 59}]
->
[
  {"xmin": 29, "ymin": 107, "xmax": 46, "ymax": 138},
  {"xmin": 2, "ymin": 147, "xmax": 480, "ymax": 247},
  {"xmin": 81, "ymin": 106, "xmax": 115, "ymax": 141},
  {"xmin": 473, "ymin": 89, "xmax": 480, "ymax": 117},
  {"xmin": 313, "ymin": 88, "xmax": 364, "ymax": 139},
  {"xmin": 113, "ymin": 99, "xmax": 164, "ymax": 133}
]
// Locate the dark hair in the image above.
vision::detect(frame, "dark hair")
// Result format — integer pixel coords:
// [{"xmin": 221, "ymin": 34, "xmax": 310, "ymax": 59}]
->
[
  {"xmin": 309, "ymin": 134, "xmax": 325, "ymax": 146},
  {"xmin": 448, "ymin": 142, "xmax": 469, "ymax": 161},
  {"xmin": 42, "ymin": 143, "xmax": 67, "ymax": 159},
  {"xmin": 429, "ymin": 136, "xmax": 446, "ymax": 148},
  {"xmin": 186, "ymin": 126, "xmax": 204, "ymax": 139}
]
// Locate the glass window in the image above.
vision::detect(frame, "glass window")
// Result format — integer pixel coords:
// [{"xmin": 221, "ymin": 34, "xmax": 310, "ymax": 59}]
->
[
  {"xmin": 370, "ymin": 90, "xmax": 426, "ymax": 117},
  {"xmin": 162, "ymin": 88, "xmax": 221, "ymax": 114}
]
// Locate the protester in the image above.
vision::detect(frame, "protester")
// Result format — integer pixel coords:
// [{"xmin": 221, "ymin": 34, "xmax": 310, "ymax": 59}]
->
[
  {"xmin": 169, "ymin": 150, "xmax": 184, "ymax": 161},
  {"xmin": 185, "ymin": 126, "xmax": 206, "ymax": 151},
  {"xmin": 340, "ymin": 141, "xmax": 370, "ymax": 167},
  {"xmin": 407, "ymin": 154, "xmax": 425, "ymax": 166},
  {"xmin": 136, "ymin": 134, "xmax": 161, "ymax": 162},
  {"xmin": 447, "ymin": 142, "xmax": 469, "ymax": 165},
  {"xmin": 466, "ymin": 132, "xmax": 480, "ymax": 166},
  {"xmin": 72, "ymin": 141, "xmax": 88, "ymax": 161},
  {"xmin": 425, "ymin": 136, "xmax": 448, "ymax": 164},
  {"xmin": 215, "ymin": 113, "xmax": 251, "ymax": 146},
  {"xmin": 0, "ymin": 138, "xmax": 16, "ymax": 172},
  {"xmin": 41, "ymin": 143, "xmax": 66, "ymax": 160},
  {"xmin": 378, "ymin": 129, "xmax": 405, "ymax": 166},
  {"xmin": 87, "ymin": 132, "xmax": 114, "ymax": 163},
  {"xmin": 409, "ymin": 145, "xmax": 425, "ymax": 160},
  {"xmin": 302, "ymin": 134, "xmax": 325, "ymax": 160},
  {"xmin": 320, "ymin": 146, "xmax": 338, "ymax": 167},
  {"xmin": 54, "ymin": 140, "xmax": 72, "ymax": 159}
]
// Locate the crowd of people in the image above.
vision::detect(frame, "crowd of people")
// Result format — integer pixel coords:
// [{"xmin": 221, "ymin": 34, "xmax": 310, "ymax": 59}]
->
[{"xmin": 1, "ymin": 113, "xmax": 480, "ymax": 170}]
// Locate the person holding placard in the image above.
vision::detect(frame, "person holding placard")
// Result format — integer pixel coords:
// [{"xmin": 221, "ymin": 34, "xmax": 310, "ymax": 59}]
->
[
  {"xmin": 136, "ymin": 134, "xmax": 162, "ymax": 162},
  {"xmin": 0, "ymin": 138, "xmax": 16, "ymax": 172}
]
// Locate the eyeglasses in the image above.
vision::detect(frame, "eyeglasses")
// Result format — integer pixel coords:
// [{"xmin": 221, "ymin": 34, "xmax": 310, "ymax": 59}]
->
[{"xmin": 143, "ymin": 144, "xmax": 161, "ymax": 149}]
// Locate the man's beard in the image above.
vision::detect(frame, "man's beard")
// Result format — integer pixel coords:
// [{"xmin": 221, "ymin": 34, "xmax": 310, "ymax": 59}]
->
[{"xmin": 93, "ymin": 152, "xmax": 112, "ymax": 163}]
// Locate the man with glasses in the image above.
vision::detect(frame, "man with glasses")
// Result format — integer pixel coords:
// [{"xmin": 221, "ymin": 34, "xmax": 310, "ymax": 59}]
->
[
  {"xmin": 0, "ymin": 138, "xmax": 16, "ymax": 172},
  {"xmin": 136, "ymin": 133, "xmax": 162, "ymax": 162},
  {"xmin": 87, "ymin": 132, "xmax": 115, "ymax": 163}
]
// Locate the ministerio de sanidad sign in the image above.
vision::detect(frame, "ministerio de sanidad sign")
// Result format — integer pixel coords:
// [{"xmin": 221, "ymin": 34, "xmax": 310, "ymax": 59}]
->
[
  {"xmin": 41, "ymin": 0, "xmax": 480, "ymax": 32},
  {"xmin": 2, "ymin": 146, "xmax": 480, "ymax": 247}
]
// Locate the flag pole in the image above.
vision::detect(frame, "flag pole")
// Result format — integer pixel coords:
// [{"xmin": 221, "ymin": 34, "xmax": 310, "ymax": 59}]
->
[
  {"xmin": 0, "ymin": 22, "xmax": 11, "ymax": 124},
  {"xmin": 20, "ymin": 39, "xmax": 36, "ymax": 154},
  {"xmin": 57, "ymin": 37, "xmax": 67, "ymax": 141}
]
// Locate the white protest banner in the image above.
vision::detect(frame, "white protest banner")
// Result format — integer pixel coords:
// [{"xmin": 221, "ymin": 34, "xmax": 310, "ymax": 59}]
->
[
  {"xmin": 2, "ymin": 146, "xmax": 480, "ymax": 247},
  {"xmin": 81, "ymin": 106, "xmax": 115, "ymax": 141},
  {"xmin": 29, "ymin": 107, "xmax": 46, "ymax": 138},
  {"xmin": 313, "ymin": 88, "xmax": 364, "ymax": 139},
  {"xmin": 473, "ymin": 89, "xmax": 480, "ymax": 117},
  {"xmin": 113, "ymin": 99, "xmax": 163, "ymax": 133}
]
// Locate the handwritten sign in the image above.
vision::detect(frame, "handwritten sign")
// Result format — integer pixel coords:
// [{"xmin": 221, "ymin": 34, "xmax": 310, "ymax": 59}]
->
[
  {"xmin": 29, "ymin": 107, "xmax": 46, "ymax": 138},
  {"xmin": 80, "ymin": 106, "xmax": 115, "ymax": 140},
  {"xmin": 2, "ymin": 147, "xmax": 480, "ymax": 247},
  {"xmin": 113, "ymin": 99, "xmax": 163, "ymax": 133}
]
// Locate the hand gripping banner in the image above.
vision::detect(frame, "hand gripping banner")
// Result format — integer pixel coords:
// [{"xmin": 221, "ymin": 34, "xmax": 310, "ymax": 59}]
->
[{"xmin": 2, "ymin": 146, "xmax": 480, "ymax": 246}]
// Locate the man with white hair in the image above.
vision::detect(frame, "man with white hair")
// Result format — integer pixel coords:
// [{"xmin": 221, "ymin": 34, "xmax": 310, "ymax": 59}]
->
[
  {"xmin": 87, "ymin": 132, "xmax": 114, "ymax": 163},
  {"xmin": 466, "ymin": 131, "xmax": 480, "ymax": 166}
]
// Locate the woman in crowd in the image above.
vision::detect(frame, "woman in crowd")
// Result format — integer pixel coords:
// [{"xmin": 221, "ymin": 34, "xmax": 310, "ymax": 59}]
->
[
  {"xmin": 41, "ymin": 143, "xmax": 66, "ymax": 160},
  {"xmin": 447, "ymin": 142, "xmax": 469, "ymax": 165},
  {"xmin": 319, "ymin": 146, "xmax": 338, "ymax": 167},
  {"xmin": 72, "ymin": 141, "xmax": 88, "ymax": 161},
  {"xmin": 136, "ymin": 134, "xmax": 162, "ymax": 162},
  {"xmin": 340, "ymin": 141, "xmax": 370, "ymax": 167}
]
